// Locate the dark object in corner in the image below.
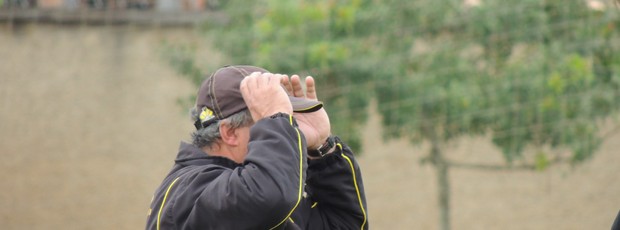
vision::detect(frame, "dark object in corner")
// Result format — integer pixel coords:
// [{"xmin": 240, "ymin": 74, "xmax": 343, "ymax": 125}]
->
[{"xmin": 612, "ymin": 210, "xmax": 620, "ymax": 230}]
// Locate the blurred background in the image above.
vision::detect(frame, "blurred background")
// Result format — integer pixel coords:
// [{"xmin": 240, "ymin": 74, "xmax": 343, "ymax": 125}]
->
[{"xmin": 1, "ymin": 0, "xmax": 620, "ymax": 229}]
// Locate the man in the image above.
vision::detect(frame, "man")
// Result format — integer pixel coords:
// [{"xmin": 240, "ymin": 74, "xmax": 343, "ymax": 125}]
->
[{"xmin": 146, "ymin": 65, "xmax": 368, "ymax": 229}]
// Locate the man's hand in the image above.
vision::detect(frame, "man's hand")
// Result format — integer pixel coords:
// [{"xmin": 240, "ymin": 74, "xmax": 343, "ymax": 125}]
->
[
  {"xmin": 281, "ymin": 75, "xmax": 331, "ymax": 149},
  {"xmin": 240, "ymin": 72, "xmax": 293, "ymax": 122}
]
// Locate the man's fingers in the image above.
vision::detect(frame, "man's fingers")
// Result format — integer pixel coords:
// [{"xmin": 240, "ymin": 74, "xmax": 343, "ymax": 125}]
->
[
  {"xmin": 242, "ymin": 72, "xmax": 294, "ymax": 119},
  {"xmin": 281, "ymin": 75, "xmax": 294, "ymax": 96},
  {"xmin": 240, "ymin": 77, "xmax": 248, "ymax": 93},
  {"xmin": 290, "ymin": 75, "xmax": 304, "ymax": 97},
  {"xmin": 247, "ymin": 73, "xmax": 318, "ymax": 101},
  {"xmin": 241, "ymin": 72, "xmax": 259, "ymax": 94},
  {"xmin": 258, "ymin": 72, "xmax": 271, "ymax": 88},
  {"xmin": 240, "ymin": 74, "xmax": 253, "ymax": 107},
  {"xmin": 305, "ymin": 76, "xmax": 318, "ymax": 100},
  {"xmin": 272, "ymin": 74, "xmax": 285, "ymax": 87}
]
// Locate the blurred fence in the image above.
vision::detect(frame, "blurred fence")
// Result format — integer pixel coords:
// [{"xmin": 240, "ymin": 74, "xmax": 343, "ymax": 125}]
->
[
  {"xmin": 0, "ymin": 0, "xmax": 226, "ymax": 26},
  {"xmin": 0, "ymin": 0, "xmax": 224, "ymax": 11}
]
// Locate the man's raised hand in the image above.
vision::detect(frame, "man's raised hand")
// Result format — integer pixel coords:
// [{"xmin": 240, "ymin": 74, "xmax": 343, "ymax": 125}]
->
[
  {"xmin": 281, "ymin": 75, "xmax": 331, "ymax": 149},
  {"xmin": 240, "ymin": 72, "xmax": 292, "ymax": 122}
]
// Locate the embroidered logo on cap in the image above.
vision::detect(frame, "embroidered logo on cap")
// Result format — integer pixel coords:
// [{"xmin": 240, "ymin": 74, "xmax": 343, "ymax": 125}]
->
[{"xmin": 199, "ymin": 107, "xmax": 215, "ymax": 123}]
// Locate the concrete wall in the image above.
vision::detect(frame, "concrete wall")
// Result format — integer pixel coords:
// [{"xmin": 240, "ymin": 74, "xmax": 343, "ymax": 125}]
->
[
  {"xmin": 1, "ymin": 23, "xmax": 618, "ymax": 230},
  {"xmin": 0, "ymin": 23, "xmax": 201, "ymax": 229}
]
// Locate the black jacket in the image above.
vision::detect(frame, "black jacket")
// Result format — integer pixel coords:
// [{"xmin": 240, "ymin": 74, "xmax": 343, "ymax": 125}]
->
[
  {"xmin": 146, "ymin": 115, "xmax": 368, "ymax": 230},
  {"xmin": 612, "ymin": 210, "xmax": 620, "ymax": 230}
]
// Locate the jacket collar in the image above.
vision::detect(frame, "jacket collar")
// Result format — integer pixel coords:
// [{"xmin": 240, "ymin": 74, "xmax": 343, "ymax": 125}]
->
[{"xmin": 174, "ymin": 142, "xmax": 241, "ymax": 169}]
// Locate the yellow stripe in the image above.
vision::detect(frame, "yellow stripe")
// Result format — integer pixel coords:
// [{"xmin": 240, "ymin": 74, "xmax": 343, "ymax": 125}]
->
[
  {"xmin": 269, "ymin": 115, "xmax": 304, "ymax": 230},
  {"xmin": 157, "ymin": 177, "xmax": 181, "ymax": 230},
  {"xmin": 311, "ymin": 202, "xmax": 318, "ymax": 209},
  {"xmin": 340, "ymin": 144, "xmax": 367, "ymax": 230},
  {"xmin": 288, "ymin": 114, "xmax": 293, "ymax": 126}
]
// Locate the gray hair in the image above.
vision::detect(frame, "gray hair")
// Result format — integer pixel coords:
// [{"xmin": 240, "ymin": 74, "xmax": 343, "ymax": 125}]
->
[{"xmin": 190, "ymin": 107, "xmax": 254, "ymax": 148}]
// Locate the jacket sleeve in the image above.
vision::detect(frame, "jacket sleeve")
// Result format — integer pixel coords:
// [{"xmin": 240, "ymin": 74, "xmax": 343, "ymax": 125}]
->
[
  {"xmin": 305, "ymin": 136, "xmax": 369, "ymax": 230},
  {"xmin": 184, "ymin": 114, "xmax": 308, "ymax": 230}
]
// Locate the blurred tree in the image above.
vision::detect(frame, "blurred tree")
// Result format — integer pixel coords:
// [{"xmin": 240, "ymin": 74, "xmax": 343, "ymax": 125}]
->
[
  {"xmin": 373, "ymin": 1, "xmax": 620, "ymax": 229},
  {"xmin": 196, "ymin": 0, "xmax": 381, "ymax": 150},
  {"xmin": 166, "ymin": 0, "xmax": 620, "ymax": 229}
]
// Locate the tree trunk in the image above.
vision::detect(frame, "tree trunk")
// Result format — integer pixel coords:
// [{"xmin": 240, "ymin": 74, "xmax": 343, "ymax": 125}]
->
[{"xmin": 431, "ymin": 140, "xmax": 451, "ymax": 230}]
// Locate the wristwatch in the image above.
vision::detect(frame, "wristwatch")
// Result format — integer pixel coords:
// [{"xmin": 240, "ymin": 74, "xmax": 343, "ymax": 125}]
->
[{"xmin": 308, "ymin": 136, "xmax": 336, "ymax": 157}]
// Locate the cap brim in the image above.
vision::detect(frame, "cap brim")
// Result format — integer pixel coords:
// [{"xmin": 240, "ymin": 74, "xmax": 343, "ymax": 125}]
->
[{"xmin": 290, "ymin": 97, "xmax": 323, "ymax": 113}]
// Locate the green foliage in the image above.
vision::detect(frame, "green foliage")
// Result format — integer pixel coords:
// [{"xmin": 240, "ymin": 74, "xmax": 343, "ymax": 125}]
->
[
  {"xmin": 169, "ymin": 0, "xmax": 620, "ymax": 163},
  {"xmin": 534, "ymin": 152, "xmax": 549, "ymax": 171},
  {"xmin": 200, "ymin": 0, "xmax": 377, "ymax": 150},
  {"xmin": 371, "ymin": 0, "xmax": 620, "ymax": 164}
]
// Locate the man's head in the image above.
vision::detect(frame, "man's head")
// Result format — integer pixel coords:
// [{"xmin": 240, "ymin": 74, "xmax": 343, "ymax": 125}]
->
[
  {"xmin": 190, "ymin": 65, "xmax": 322, "ymax": 162},
  {"xmin": 193, "ymin": 65, "xmax": 323, "ymax": 130}
]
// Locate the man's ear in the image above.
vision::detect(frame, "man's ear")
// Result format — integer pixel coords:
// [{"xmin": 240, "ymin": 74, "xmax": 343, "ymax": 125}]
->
[{"xmin": 219, "ymin": 122, "xmax": 238, "ymax": 146}]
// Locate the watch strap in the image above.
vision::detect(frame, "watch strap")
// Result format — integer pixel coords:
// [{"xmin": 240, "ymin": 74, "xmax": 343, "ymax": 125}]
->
[{"xmin": 308, "ymin": 135, "xmax": 335, "ymax": 157}]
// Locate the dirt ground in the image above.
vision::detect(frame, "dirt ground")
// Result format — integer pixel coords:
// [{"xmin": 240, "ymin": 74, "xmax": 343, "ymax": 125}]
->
[{"xmin": 1, "ymin": 24, "xmax": 618, "ymax": 230}]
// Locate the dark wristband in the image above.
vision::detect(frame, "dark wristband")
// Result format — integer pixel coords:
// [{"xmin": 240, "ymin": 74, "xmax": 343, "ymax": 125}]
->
[{"xmin": 308, "ymin": 135, "xmax": 335, "ymax": 157}]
